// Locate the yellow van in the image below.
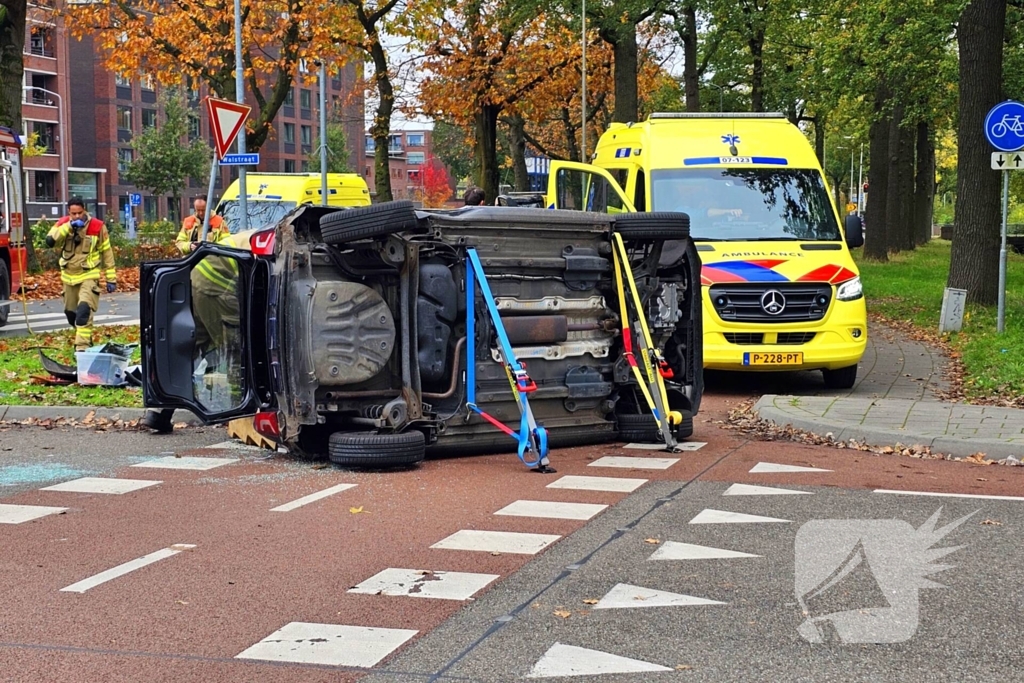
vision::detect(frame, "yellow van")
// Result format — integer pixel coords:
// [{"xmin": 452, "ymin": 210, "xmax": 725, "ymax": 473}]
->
[
  {"xmin": 547, "ymin": 113, "xmax": 867, "ymax": 389},
  {"xmin": 217, "ymin": 172, "xmax": 371, "ymax": 232}
]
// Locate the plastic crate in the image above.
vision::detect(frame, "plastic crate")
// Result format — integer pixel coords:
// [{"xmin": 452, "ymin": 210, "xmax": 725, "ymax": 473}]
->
[{"xmin": 76, "ymin": 351, "xmax": 129, "ymax": 386}]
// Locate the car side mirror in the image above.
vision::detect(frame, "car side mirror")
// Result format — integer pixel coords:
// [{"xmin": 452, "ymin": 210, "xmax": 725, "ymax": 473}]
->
[{"xmin": 845, "ymin": 214, "xmax": 864, "ymax": 248}]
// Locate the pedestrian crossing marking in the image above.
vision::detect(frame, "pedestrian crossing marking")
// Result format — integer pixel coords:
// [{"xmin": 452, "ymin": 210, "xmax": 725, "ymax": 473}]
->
[
  {"xmin": 494, "ymin": 500, "xmax": 608, "ymax": 520},
  {"xmin": 430, "ymin": 529, "xmax": 560, "ymax": 555},
  {"xmin": 750, "ymin": 462, "xmax": 832, "ymax": 474},
  {"xmin": 236, "ymin": 622, "xmax": 417, "ymax": 668},
  {"xmin": 0, "ymin": 503, "xmax": 68, "ymax": 525},
  {"xmin": 723, "ymin": 483, "xmax": 812, "ymax": 496},
  {"xmin": 348, "ymin": 568, "xmax": 499, "ymax": 600},
  {"xmin": 593, "ymin": 583, "xmax": 725, "ymax": 609}
]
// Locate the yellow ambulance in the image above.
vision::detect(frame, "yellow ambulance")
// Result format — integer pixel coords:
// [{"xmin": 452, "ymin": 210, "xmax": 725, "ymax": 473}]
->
[
  {"xmin": 216, "ymin": 172, "xmax": 371, "ymax": 233},
  {"xmin": 547, "ymin": 113, "xmax": 867, "ymax": 389}
]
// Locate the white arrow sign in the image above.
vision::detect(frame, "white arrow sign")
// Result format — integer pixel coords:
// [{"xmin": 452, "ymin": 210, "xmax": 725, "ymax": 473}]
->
[{"xmin": 991, "ymin": 151, "xmax": 1024, "ymax": 170}]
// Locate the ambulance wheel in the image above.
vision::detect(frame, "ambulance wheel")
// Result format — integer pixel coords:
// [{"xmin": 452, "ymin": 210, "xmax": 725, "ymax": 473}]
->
[
  {"xmin": 614, "ymin": 212, "xmax": 690, "ymax": 241},
  {"xmin": 320, "ymin": 201, "xmax": 418, "ymax": 244},
  {"xmin": 328, "ymin": 429, "xmax": 426, "ymax": 468},
  {"xmin": 617, "ymin": 412, "xmax": 693, "ymax": 442},
  {"xmin": 822, "ymin": 364, "xmax": 858, "ymax": 390},
  {"xmin": 0, "ymin": 260, "xmax": 10, "ymax": 326}
]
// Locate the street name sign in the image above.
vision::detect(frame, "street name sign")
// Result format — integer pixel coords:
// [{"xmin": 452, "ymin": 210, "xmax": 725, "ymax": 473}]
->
[
  {"xmin": 220, "ymin": 153, "xmax": 260, "ymax": 166},
  {"xmin": 206, "ymin": 97, "xmax": 252, "ymax": 159}
]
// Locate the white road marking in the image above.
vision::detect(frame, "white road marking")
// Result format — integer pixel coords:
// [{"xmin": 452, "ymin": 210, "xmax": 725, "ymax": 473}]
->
[
  {"xmin": 60, "ymin": 544, "xmax": 195, "ymax": 593},
  {"xmin": 648, "ymin": 541, "xmax": 761, "ymax": 561},
  {"xmin": 131, "ymin": 456, "xmax": 239, "ymax": 471},
  {"xmin": 874, "ymin": 489, "xmax": 1024, "ymax": 501},
  {"xmin": 40, "ymin": 477, "xmax": 161, "ymax": 495},
  {"xmin": 202, "ymin": 440, "xmax": 265, "ymax": 451},
  {"xmin": 236, "ymin": 622, "xmax": 417, "ymax": 667},
  {"xmin": 546, "ymin": 475, "xmax": 647, "ymax": 493},
  {"xmin": 271, "ymin": 483, "xmax": 358, "ymax": 512},
  {"xmin": 0, "ymin": 503, "xmax": 68, "ymax": 525},
  {"xmin": 723, "ymin": 483, "xmax": 812, "ymax": 496},
  {"xmin": 589, "ymin": 456, "xmax": 679, "ymax": 470},
  {"xmin": 689, "ymin": 508, "xmax": 790, "ymax": 524},
  {"xmin": 348, "ymin": 568, "xmax": 499, "ymax": 600},
  {"xmin": 527, "ymin": 643, "xmax": 672, "ymax": 678},
  {"xmin": 594, "ymin": 583, "xmax": 726, "ymax": 609},
  {"xmin": 624, "ymin": 441, "xmax": 706, "ymax": 451},
  {"xmin": 430, "ymin": 529, "xmax": 560, "ymax": 555},
  {"xmin": 1, "ymin": 314, "xmax": 135, "ymax": 333},
  {"xmin": 749, "ymin": 462, "xmax": 832, "ymax": 474},
  {"xmin": 494, "ymin": 500, "xmax": 607, "ymax": 521}
]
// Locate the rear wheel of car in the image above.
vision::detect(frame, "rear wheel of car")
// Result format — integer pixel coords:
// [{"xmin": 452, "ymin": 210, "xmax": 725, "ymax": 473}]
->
[
  {"xmin": 0, "ymin": 260, "xmax": 10, "ymax": 326},
  {"xmin": 616, "ymin": 412, "xmax": 693, "ymax": 443},
  {"xmin": 320, "ymin": 201, "xmax": 418, "ymax": 245},
  {"xmin": 328, "ymin": 430, "xmax": 426, "ymax": 468},
  {"xmin": 614, "ymin": 212, "xmax": 690, "ymax": 241},
  {"xmin": 822, "ymin": 364, "xmax": 858, "ymax": 390}
]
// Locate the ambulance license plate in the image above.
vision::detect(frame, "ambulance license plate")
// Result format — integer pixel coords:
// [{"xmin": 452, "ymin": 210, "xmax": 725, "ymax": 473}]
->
[{"xmin": 743, "ymin": 352, "xmax": 803, "ymax": 366}]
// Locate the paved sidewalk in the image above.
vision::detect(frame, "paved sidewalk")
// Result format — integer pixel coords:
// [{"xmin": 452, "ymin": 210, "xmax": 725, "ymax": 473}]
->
[
  {"xmin": 0, "ymin": 405, "xmax": 201, "ymax": 425},
  {"xmin": 754, "ymin": 323, "xmax": 1024, "ymax": 460}
]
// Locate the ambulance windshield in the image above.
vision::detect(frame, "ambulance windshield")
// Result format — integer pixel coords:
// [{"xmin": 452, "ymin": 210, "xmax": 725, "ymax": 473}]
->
[{"xmin": 650, "ymin": 168, "xmax": 842, "ymax": 242}]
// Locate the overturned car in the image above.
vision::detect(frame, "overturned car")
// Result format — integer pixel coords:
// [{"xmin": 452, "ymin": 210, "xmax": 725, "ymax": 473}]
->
[{"xmin": 140, "ymin": 202, "xmax": 703, "ymax": 468}]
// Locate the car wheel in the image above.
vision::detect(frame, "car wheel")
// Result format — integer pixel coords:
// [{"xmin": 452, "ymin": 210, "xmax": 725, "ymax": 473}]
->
[
  {"xmin": 328, "ymin": 430, "xmax": 426, "ymax": 468},
  {"xmin": 0, "ymin": 259, "xmax": 10, "ymax": 326},
  {"xmin": 617, "ymin": 412, "xmax": 694, "ymax": 442},
  {"xmin": 320, "ymin": 201, "xmax": 418, "ymax": 244},
  {"xmin": 822, "ymin": 364, "xmax": 858, "ymax": 390},
  {"xmin": 613, "ymin": 212, "xmax": 690, "ymax": 241}
]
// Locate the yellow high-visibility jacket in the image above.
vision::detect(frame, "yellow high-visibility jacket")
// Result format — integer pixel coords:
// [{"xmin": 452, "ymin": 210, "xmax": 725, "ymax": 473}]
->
[{"xmin": 47, "ymin": 216, "xmax": 116, "ymax": 285}]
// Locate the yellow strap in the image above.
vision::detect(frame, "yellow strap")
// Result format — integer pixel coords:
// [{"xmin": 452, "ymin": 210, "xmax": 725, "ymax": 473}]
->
[{"xmin": 611, "ymin": 242, "xmax": 661, "ymax": 426}]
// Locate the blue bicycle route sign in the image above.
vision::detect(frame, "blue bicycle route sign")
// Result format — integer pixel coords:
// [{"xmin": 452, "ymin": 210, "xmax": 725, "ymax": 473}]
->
[{"xmin": 984, "ymin": 100, "xmax": 1024, "ymax": 152}]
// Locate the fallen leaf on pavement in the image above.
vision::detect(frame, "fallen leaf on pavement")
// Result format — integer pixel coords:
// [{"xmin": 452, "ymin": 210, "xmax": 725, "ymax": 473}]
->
[
  {"xmin": 676, "ymin": 665, "xmax": 693, "ymax": 671},
  {"xmin": 311, "ymin": 463, "xmax": 329, "ymax": 470},
  {"xmin": 349, "ymin": 506, "xmax": 365, "ymax": 514},
  {"xmin": 981, "ymin": 519, "xmax": 1003, "ymax": 526},
  {"xmin": 553, "ymin": 609, "xmax": 571, "ymax": 619},
  {"xmin": 582, "ymin": 598, "xmax": 598, "ymax": 605},
  {"xmin": 644, "ymin": 538, "xmax": 660, "ymax": 544}
]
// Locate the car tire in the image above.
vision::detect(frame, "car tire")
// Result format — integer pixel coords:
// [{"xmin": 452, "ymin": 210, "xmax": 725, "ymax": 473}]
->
[
  {"xmin": 822, "ymin": 364, "xmax": 858, "ymax": 390},
  {"xmin": 328, "ymin": 429, "xmax": 426, "ymax": 468},
  {"xmin": 617, "ymin": 412, "xmax": 694, "ymax": 442},
  {"xmin": 613, "ymin": 212, "xmax": 690, "ymax": 241},
  {"xmin": 0, "ymin": 259, "xmax": 10, "ymax": 326},
  {"xmin": 320, "ymin": 201, "xmax": 418, "ymax": 244}
]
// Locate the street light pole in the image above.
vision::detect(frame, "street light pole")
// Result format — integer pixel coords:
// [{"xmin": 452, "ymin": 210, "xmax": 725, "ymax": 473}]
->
[
  {"xmin": 22, "ymin": 86, "xmax": 68, "ymax": 209},
  {"xmin": 858, "ymin": 143, "xmax": 864, "ymax": 214},
  {"xmin": 318, "ymin": 61, "xmax": 328, "ymax": 206},
  {"xmin": 233, "ymin": 0, "xmax": 248, "ymax": 230},
  {"xmin": 581, "ymin": 0, "xmax": 587, "ymax": 162},
  {"xmin": 849, "ymin": 149, "xmax": 854, "ymax": 210}
]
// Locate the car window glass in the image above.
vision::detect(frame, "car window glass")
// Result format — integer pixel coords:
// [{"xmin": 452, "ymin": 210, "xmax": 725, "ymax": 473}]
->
[
  {"xmin": 190, "ymin": 253, "xmax": 246, "ymax": 413},
  {"xmin": 218, "ymin": 200, "xmax": 298, "ymax": 233}
]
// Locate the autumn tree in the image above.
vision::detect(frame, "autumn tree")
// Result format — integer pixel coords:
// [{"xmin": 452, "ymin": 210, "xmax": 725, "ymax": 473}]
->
[
  {"xmin": 123, "ymin": 91, "xmax": 211, "ymax": 212},
  {"xmin": 431, "ymin": 119, "xmax": 475, "ymax": 183},
  {"xmin": 67, "ymin": 0, "xmax": 353, "ymax": 152},
  {"xmin": 417, "ymin": 155, "xmax": 453, "ymax": 207}
]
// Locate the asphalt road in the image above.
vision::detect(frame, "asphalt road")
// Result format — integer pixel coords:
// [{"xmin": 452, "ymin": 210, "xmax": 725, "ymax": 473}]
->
[
  {"xmin": 1, "ymin": 389, "xmax": 1021, "ymax": 682},
  {"xmin": 0, "ymin": 292, "xmax": 140, "ymax": 338}
]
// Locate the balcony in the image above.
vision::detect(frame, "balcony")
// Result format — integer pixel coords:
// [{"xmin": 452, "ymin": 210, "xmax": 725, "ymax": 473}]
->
[{"xmin": 365, "ymin": 141, "xmax": 405, "ymax": 157}]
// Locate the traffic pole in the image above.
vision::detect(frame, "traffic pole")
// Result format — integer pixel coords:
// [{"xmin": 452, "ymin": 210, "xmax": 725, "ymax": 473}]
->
[
  {"xmin": 201, "ymin": 158, "xmax": 219, "ymax": 241},
  {"xmin": 998, "ymin": 168, "xmax": 1008, "ymax": 334},
  {"xmin": 319, "ymin": 61, "xmax": 328, "ymax": 206},
  {"xmin": 233, "ymin": 0, "xmax": 247, "ymax": 231}
]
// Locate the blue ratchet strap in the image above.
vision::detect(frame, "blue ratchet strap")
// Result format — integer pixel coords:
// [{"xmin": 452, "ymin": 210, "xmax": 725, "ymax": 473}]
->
[{"xmin": 465, "ymin": 248, "xmax": 550, "ymax": 468}]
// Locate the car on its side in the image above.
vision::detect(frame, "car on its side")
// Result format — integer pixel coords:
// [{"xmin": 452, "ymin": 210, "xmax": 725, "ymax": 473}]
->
[{"xmin": 140, "ymin": 202, "xmax": 704, "ymax": 467}]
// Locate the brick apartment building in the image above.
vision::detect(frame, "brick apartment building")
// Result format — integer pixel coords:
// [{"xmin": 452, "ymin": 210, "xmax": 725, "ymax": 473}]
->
[{"xmin": 364, "ymin": 123, "xmax": 453, "ymax": 203}]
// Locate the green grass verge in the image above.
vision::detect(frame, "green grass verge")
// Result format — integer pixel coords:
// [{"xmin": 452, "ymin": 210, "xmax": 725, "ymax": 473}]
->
[
  {"xmin": 0, "ymin": 325, "xmax": 144, "ymax": 408},
  {"xmin": 853, "ymin": 240, "xmax": 1024, "ymax": 399}
]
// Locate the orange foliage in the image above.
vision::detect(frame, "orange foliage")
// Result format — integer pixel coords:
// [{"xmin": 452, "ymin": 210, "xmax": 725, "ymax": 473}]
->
[{"xmin": 416, "ymin": 156, "xmax": 453, "ymax": 208}]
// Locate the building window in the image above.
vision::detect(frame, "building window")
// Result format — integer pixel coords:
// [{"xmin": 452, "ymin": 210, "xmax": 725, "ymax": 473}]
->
[
  {"xmin": 300, "ymin": 125, "xmax": 312, "ymax": 145},
  {"xmin": 406, "ymin": 133, "xmax": 425, "ymax": 147},
  {"xmin": 284, "ymin": 89, "xmax": 294, "ymax": 106},
  {"xmin": 114, "ymin": 73, "xmax": 131, "ymax": 87},
  {"xmin": 143, "ymin": 196, "xmax": 158, "ymax": 222},
  {"xmin": 284, "ymin": 159, "xmax": 295, "ymax": 173},
  {"xmin": 283, "ymin": 123, "xmax": 295, "ymax": 143},
  {"xmin": 142, "ymin": 109, "xmax": 157, "ymax": 129},
  {"xmin": 364, "ymin": 166, "xmax": 371, "ymax": 177},
  {"xmin": 117, "ymin": 148, "xmax": 134, "ymax": 173},
  {"xmin": 140, "ymin": 74, "xmax": 155, "ymax": 91},
  {"xmin": 300, "ymin": 89, "xmax": 312, "ymax": 110},
  {"xmin": 28, "ymin": 121, "xmax": 56, "ymax": 154},
  {"xmin": 407, "ymin": 152, "xmax": 425, "ymax": 165},
  {"xmin": 117, "ymin": 106, "xmax": 132, "ymax": 131},
  {"xmin": 188, "ymin": 115, "xmax": 200, "ymax": 141},
  {"xmin": 407, "ymin": 169, "xmax": 421, "ymax": 182},
  {"xmin": 301, "ymin": 160, "xmax": 310, "ymax": 172},
  {"xmin": 33, "ymin": 171, "xmax": 57, "ymax": 202},
  {"xmin": 29, "ymin": 27, "xmax": 55, "ymax": 57}
]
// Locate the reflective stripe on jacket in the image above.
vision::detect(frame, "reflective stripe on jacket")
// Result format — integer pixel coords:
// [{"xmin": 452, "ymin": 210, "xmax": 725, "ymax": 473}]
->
[
  {"xmin": 48, "ymin": 217, "xmax": 116, "ymax": 285},
  {"xmin": 175, "ymin": 214, "xmax": 226, "ymax": 255}
]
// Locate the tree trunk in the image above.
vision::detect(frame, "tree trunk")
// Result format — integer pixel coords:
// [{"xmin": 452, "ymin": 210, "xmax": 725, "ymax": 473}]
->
[
  {"xmin": 949, "ymin": 0, "xmax": 1006, "ymax": 304},
  {"xmin": 885, "ymin": 106, "xmax": 904, "ymax": 253},
  {"xmin": 864, "ymin": 88, "xmax": 891, "ymax": 261},
  {"xmin": 749, "ymin": 29, "xmax": 765, "ymax": 112},
  {"xmin": 369, "ymin": 40, "xmax": 395, "ymax": 203},
  {"xmin": 560, "ymin": 106, "xmax": 581, "ymax": 163},
  {"xmin": 474, "ymin": 104, "xmax": 500, "ymax": 202},
  {"xmin": 506, "ymin": 115, "xmax": 530, "ymax": 191},
  {"xmin": 0, "ymin": 0, "xmax": 27, "ymax": 131},
  {"xmin": 814, "ymin": 115, "xmax": 825, "ymax": 168},
  {"xmin": 682, "ymin": 6, "xmax": 700, "ymax": 112},
  {"xmin": 888, "ymin": 116, "xmax": 916, "ymax": 253},
  {"xmin": 914, "ymin": 121, "xmax": 935, "ymax": 245},
  {"xmin": 610, "ymin": 24, "xmax": 638, "ymax": 123}
]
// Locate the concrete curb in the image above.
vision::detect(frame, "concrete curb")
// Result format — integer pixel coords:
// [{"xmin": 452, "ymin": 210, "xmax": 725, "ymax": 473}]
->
[
  {"xmin": 0, "ymin": 405, "xmax": 204, "ymax": 425},
  {"xmin": 753, "ymin": 395, "xmax": 1024, "ymax": 460}
]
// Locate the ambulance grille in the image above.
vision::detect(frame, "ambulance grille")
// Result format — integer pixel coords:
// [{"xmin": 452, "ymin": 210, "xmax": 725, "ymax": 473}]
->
[{"xmin": 709, "ymin": 283, "xmax": 832, "ymax": 323}]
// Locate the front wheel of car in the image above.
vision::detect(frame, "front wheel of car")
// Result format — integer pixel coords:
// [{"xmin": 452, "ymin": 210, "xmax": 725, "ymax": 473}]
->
[
  {"xmin": 613, "ymin": 212, "xmax": 690, "ymax": 241},
  {"xmin": 616, "ymin": 412, "xmax": 693, "ymax": 443},
  {"xmin": 320, "ymin": 200, "xmax": 418, "ymax": 244},
  {"xmin": 822, "ymin": 364, "xmax": 858, "ymax": 390},
  {"xmin": 328, "ymin": 430, "xmax": 426, "ymax": 468}
]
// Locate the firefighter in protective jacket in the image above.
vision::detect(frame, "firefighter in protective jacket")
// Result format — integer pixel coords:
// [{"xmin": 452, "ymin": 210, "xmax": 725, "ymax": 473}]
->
[{"xmin": 45, "ymin": 197, "xmax": 116, "ymax": 351}]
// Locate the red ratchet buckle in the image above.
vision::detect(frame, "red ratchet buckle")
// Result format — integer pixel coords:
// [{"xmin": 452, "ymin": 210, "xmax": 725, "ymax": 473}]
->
[
  {"xmin": 514, "ymin": 368, "xmax": 538, "ymax": 393},
  {"xmin": 657, "ymin": 357, "xmax": 674, "ymax": 379}
]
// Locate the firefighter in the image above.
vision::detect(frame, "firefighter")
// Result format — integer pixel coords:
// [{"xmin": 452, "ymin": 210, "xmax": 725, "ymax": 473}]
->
[
  {"xmin": 142, "ymin": 197, "xmax": 235, "ymax": 433},
  {"xmin": 45, "ymin": 197, "xmax": 116, "ymax": 352}
]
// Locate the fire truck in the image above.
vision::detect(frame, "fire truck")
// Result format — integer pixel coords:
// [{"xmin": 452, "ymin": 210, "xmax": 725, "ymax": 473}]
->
[{"xmin": 0, "ymin": 125, "xmax": 28, "ymax": 327}]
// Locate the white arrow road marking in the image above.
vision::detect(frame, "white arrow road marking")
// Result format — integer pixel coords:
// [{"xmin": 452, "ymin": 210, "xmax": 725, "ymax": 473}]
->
[
  {"xmin": 594, "ymin": 583, "xmax": 726, "ymax": 609},
  {"xmin": 527, "ymin": 643, "xmax": 672, "ymax": 677},
  {"xmin": 689, "ymin": 509, "xmax": 790, "ymax": 524},
  {"xmin": 648, "ymin": 541, "xmax": 761, "ymax": 561}
]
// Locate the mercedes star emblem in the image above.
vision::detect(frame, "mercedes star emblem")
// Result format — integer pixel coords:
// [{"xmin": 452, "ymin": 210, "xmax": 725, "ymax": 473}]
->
[{"xmin": 760, "ymin": 289, "xmax": 787, "ymax": 315}]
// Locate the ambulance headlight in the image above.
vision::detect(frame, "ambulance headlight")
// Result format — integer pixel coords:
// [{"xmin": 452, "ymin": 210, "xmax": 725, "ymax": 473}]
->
[{"xmin": 836, "ymin": 276, "xmax": 863, "ymax": 302}]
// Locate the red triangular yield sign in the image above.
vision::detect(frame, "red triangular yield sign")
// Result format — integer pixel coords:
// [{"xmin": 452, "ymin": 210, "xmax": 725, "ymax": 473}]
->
[{"xmin": 206, "ymin": 97, "xmax": 252, "ymax": 159}]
